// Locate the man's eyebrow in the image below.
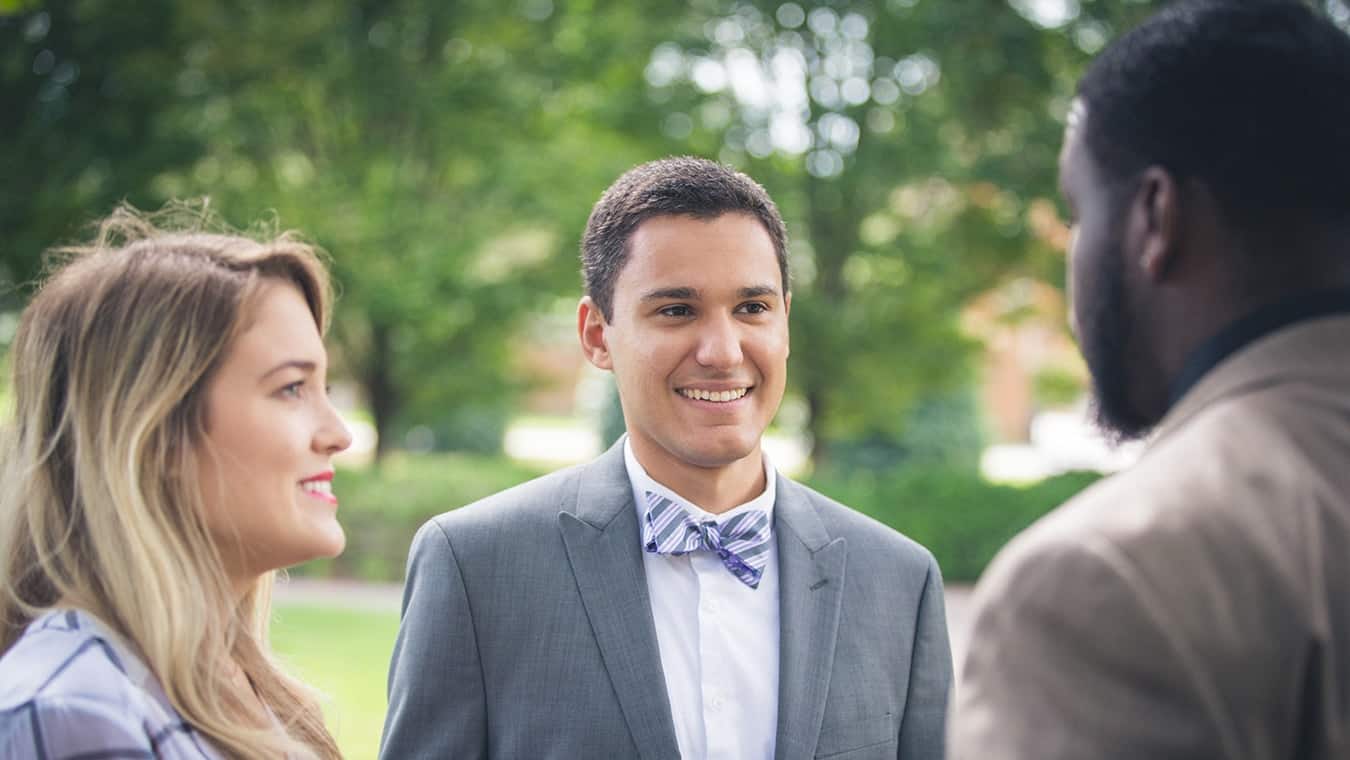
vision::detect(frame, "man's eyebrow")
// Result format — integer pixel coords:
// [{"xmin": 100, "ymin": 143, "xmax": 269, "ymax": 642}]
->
[
  {"xmin": 739, "ymin": 285, "xmax": 780, "ymax": 299},
  {"xmin": 260, "ymin": 359, "xmax": 317, "ymax": 383},
  {"xmin": 640, "ymin": 287, "xmax": 699, "ymax": 301}
]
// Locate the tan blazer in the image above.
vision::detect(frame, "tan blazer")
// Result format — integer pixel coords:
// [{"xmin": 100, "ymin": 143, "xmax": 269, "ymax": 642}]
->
[{"xmin": 949, "ymin": 314, "xmax": 1350, "ymax": 760}]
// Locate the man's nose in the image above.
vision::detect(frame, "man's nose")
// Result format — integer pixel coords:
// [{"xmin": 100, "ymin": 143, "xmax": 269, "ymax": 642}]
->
[{"xmin": 695, "ymin": 316, "xmax": 743, "ymax": 369}]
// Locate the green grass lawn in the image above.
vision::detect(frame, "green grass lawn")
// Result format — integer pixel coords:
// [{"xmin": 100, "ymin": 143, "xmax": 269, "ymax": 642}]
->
[{"xmin": 270, "ymin": 602, "xmax": 399, "ymax": 759}]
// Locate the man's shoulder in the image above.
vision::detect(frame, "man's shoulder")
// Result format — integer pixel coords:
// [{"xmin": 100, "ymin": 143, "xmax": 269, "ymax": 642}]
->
[
  {"xmin": 975, "ymin": 391, "xmax": 1321, "ymax": 608},
  {"xmin": 1015, "ymin": 386, "xmax": 1327, "ymax": 558},
  {"xmin": 780, "ymin": 477, "xmax": 936, "ymax": 568}
]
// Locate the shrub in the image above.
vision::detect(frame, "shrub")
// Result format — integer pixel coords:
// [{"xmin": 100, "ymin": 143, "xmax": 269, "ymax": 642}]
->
[
  {"xmin": 827, "ymin": 387, "xmax": 987, "ymax": 475},
  {"xmin": 808, "ymin": 467, "xmax": 1101, "ymax": 583},
  {"xmin": 302, "ymin": 452, "xmax": 1102, "ymax": 585},
  {"xmin": 295, "ymin": 453, "xmax": 543, "ymax": 581},
  {"xmin": 394, "ymin": 404, "xmax": 511, "ymax": 454}
]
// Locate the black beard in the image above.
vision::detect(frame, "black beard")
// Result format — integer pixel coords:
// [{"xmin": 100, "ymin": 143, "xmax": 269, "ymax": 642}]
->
[{"xmin": 1079, "ymin": 238, "xmax": 1157, "ymax": 443}]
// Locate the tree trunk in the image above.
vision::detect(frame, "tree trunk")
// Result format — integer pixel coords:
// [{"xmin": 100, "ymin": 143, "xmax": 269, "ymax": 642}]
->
[
  {"xmin": 365, "ymin": 320, "xmax": 397, "ymax": 466},
  {"xmin": 800, "ymin": 174, "xmax": 857, "ymax": 469},
  {"xmin": 806, "ymin": 386, "xmax": 829, "ymax": 471}
]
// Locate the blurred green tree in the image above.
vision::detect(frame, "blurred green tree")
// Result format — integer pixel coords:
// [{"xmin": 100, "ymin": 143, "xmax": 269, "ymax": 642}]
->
[
  {"xmin": 4, "ymin": 0, "xmax": 1193, "ymax": 469},
  {"xmin": 638, "ymin": 0, "xmax": 1160, "ymax": 465},
  {"xmin": 160, "ymin": 0, "xmax": 697, "ymax": 461},
  {"xmin": 2, "ymin": 0, "xmax": 691, "ymax": 461},
  {"xmin": 0, "ymin": 1, "xmax": 208, "ymax": 308}
]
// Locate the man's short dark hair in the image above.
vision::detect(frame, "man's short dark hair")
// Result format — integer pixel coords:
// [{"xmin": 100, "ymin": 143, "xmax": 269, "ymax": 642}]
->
[
  {"xmin": 581, "ymin": 156, "xmax": 789, "ymax": 321},
  {"xmin": 1078, "ymin": 0, "xmax": 1350, "ymax": 229}
]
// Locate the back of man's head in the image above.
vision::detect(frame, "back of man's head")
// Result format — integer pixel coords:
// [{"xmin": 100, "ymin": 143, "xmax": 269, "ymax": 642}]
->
[{"xmin": 1078, "ymin": 0, "xmax": 1350, "ymax": 235}]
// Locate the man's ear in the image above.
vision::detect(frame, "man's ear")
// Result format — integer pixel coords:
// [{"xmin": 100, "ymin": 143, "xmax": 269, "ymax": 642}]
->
[
  {"xmin": 1133, "ymin": 166, "xmax": 1182, "ymax": 282},
  {"xmin": 577, "ymin": 296, "xmax": 613, "ymax": 370}
]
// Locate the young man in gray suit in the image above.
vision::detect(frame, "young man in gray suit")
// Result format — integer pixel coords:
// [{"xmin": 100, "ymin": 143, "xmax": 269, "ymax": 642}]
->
[
  {"xmin": 381, "ymin": 157, "xmax": 951, "ymax": 759},
  {"xmin": 949, "ymin": 2, "xmax": 1350, "ymax": 758}
]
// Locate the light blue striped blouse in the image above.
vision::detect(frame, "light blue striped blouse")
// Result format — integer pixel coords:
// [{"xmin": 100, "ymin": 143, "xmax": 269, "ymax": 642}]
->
[{"xmin": 0, "ymin": 608, "xmax": 223, "ymax": 759}]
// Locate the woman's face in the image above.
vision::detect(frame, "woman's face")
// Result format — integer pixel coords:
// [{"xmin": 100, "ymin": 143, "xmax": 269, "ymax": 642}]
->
[{"xmin": 196, "ymin": 280, "xmax": 352, "ymax": 588}]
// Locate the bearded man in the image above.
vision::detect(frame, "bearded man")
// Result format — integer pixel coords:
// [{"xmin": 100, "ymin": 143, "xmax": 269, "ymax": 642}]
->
[{"xmin": 949, "ymin": 1, "xmax": 1350, "ymax": 758}]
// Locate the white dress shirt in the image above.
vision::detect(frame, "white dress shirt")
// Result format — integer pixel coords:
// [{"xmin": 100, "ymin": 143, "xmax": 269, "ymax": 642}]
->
[{"xmin": 625, "ymin": 437, "xmax": 780, "ymax": 760}]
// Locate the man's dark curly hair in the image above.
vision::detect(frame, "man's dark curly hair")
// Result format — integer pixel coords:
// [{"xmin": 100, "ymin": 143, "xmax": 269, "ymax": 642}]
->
[{"xmin": 1077, "ymin": 0, "xmax": 1350, "ymax": 230}]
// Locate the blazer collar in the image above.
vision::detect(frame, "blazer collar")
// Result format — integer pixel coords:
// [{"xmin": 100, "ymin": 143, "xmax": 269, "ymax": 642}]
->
[
  {"xmin": 773, "ymin": 477, "xmax": 848, "ymax": 759},
  {"xmin": 559, "ymin": 439, "xmax": 682, "ymax": 760},
  {"xmin": 1156, "ymin": 313, "xmax": 1350, "ymax": 443},
  {"xmin": 569, "ymin": 438, "xmax": 638, "ymax": 529},
  {"xmin": 1168, "ymin": 288, "xmax": 1350, "ymax": 405}
]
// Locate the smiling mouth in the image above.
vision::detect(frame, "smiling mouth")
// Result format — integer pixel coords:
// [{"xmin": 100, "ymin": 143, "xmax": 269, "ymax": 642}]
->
[
  {"xmin": 299, "ymin": 479, "xmax": 338, "ymax": 505},
  {"xmin": 678, "ymin": 387, "xmax": 751, "ymax": 402}
]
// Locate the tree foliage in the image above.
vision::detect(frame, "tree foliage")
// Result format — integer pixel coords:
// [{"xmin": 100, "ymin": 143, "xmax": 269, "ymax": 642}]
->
[
  {"xmin": 0, "ymin": 0, "xmax": 207, "ymax": 306},
  {"xmin": 641, "ymin": 0, "xmax": 1162, "ymax": 463},
  {"xmin": 3, "ymin": 0, "xmax": 1195, "ymax": 466}
]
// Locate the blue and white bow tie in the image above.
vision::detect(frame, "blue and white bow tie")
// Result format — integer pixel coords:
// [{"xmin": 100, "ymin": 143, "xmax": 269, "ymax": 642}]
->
[{"xmin": 642, "ymin": 491, "xmax": 772, "ymax": 588}]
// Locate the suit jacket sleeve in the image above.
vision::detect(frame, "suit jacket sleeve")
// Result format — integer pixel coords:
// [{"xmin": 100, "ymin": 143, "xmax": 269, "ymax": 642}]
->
[
  {"xmin": 380, "ymin": 518, "xmax": 488, "ymax": 760},
  {"xmin": 948, "ymin": 537, "xmax": 1218, "ymax": 760},
  {"xmin": 897, "ymin": 551, "xmax": 953, "ymax": 759}
]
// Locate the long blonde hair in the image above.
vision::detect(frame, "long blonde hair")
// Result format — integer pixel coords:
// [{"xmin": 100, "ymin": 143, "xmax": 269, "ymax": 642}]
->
[{"xmin": 0, "ymin": 204, "xmax": 342, "ymax": 759}]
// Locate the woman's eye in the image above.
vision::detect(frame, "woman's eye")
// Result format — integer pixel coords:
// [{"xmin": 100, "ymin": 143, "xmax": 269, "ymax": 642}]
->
[{"xmin": 280, "ymin": 381, "xmax": 304, "ymax": 398}]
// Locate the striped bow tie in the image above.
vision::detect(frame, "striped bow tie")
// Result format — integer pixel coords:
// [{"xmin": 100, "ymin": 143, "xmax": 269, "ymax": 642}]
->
[{"xmin": 642, "ymin": 491, "xmax": 772, "ymax": 588}]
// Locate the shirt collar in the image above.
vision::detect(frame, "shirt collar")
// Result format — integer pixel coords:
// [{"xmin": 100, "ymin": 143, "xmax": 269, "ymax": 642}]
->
[
  {"xmin": 59, "ymin": 608, "xmax": 158, "ymax": 694},
  {"xmin": 1170, "ymin": 288, "xmax": 1350, "ymax": 405},
  {"xmin": 624, "ymin": 435, "xmax": 777, "ymax": 527}
]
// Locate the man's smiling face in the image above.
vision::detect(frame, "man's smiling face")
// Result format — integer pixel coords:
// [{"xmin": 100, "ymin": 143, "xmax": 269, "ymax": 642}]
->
[{"xmin": 583, "ymin": 212, "xmax": 790, "ymax": 478}]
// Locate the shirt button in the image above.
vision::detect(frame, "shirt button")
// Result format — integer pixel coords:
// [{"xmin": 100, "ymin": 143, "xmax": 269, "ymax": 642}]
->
[
  {"xmin": 710, "ymin": 695, "xmax": 725, "ymax": 710},
  {"xmin": 703, "ymin": 599, "xmax": 718, "ymax": 614}
]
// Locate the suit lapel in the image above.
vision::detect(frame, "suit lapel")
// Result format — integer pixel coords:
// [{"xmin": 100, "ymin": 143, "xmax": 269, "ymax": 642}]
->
[
  {"xmin": 559, "ymin": 441, "xmax": 680, "ymax": 760},
  {"xmin": 773, "ymin": 477, "xmax": 847, "ymax": 760}
]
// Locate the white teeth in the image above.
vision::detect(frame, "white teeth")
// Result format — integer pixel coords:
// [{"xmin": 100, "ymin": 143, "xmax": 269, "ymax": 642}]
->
[
  {"xmin": 679, "ymin": 387, "xmax": 749, "ymax": 402},
  {"xmin": 300, "ymin": 480, "xmax": 333, "ymax": 496}
]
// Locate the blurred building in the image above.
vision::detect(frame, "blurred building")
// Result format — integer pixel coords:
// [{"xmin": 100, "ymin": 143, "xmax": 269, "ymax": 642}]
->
[{"xmin": 964, "ymin": 277, "xmax": 1141, "ymax": 481}]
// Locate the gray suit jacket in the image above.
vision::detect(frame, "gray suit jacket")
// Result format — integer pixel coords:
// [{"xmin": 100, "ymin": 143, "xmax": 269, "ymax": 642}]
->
[
  {"xmin": 380, "ymin": 441, "xmax": 951, "ymax": 759},
  {"xmin": 949, "ymin": 314, "xmax": 1350, "ymax": 759}
]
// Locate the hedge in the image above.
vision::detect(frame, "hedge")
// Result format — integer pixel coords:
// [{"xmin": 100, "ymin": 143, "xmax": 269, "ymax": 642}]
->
[
  {"xmin": 294, "ymin": 453, "xmax": 543, "ymax": 581},
  {"xmin": 298, "ymin": 453, "xmax": 1102, "ymax": 585},
  {"xmin": 809, "ymin": 467, "xmax": 1102, "ymax": 583}
]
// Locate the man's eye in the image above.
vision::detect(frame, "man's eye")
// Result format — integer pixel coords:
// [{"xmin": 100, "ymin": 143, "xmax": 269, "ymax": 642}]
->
[
  {"xmin": 739, "ymin": 302, "xmax": 769, "ymax": 314},
  {"xmin": 660, "ymin": 305, "xmax": 692, "ymax": 317}
]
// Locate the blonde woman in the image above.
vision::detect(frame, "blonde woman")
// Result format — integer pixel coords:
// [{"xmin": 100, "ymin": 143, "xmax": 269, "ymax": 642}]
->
[{"xmin": 0, "ymin": 205, "xmax": 351, "ymax": 758}]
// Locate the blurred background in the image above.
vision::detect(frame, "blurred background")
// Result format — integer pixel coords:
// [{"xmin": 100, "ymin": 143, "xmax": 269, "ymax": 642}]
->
[{"xmin": 6, "ymin": 0, "xmax": 1347, "ymax": 754}]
